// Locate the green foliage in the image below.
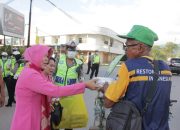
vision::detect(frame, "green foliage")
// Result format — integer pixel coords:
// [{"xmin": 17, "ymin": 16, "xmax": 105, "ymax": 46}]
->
[
  {"xmin": 18, "ymin": 47, "xmax": 26, "ymax": 54},
  {"xmin": 0, "ymin": 45, "xmax": 12, "ymax": 55},
  {"xmin": 151, "ymin": 42, "xmax": 180, "ymax": 60},
  {"xmin": 151, "ymin": 45, "xmax": 166, "ymax": 60},
  {"xmin": 162, "ymin": 42, "xmax": 179, "ymax": 58},
  {"xmin": 0, "ymin": 46, "xmax": 26, "ymax": 55}
]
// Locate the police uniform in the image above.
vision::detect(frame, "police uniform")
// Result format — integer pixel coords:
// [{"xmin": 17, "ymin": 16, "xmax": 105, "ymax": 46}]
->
[
  {"xmin": 105, "ymin": 25, "xmax": 172, "ymax": 130},
  {"xmin": 0, "ymin": 52, "xmax": 14, "ymax": 107},
  {"xmin": 90, "ymin": 53, "xmax": 100, "ymax": 79},
  {"xmin": 54, "ymin": 41, "xmax": 84, "ymax": 130}
]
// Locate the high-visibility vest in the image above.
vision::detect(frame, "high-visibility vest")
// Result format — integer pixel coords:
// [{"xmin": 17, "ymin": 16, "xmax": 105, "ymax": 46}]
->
[
  {"xmin": 11, "ymin": 56, "xmax": 16, "ymax": 75},
  {"xmin": 0, "ymin": 59, "xmax": 13, "ymax": 77},
  {"xmin": 55, "ymin": 57, "xmax": 82, "ymax": 86},
  {"xmin": 93, "ymin": 55, "xmax": 100, "ymax": 64},
  {"xmin": 14, "ymin": 63, "xmax": 25, "ymax": 78}
]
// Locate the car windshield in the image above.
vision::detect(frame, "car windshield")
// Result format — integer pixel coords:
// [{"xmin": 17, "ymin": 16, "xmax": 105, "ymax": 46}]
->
[{"xmin": 172, "ymin": 59, "xmax": 180, "ymax": 63}]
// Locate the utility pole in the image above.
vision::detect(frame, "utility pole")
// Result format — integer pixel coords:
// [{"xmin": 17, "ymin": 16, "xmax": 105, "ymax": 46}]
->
[{"xmin": 27, "ymin": 0, "xmax": 33, "ymax": 47}]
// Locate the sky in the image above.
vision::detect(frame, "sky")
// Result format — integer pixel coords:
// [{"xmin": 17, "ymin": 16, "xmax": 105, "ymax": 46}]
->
[{"xmin": 1, "ymin": 0, "xmax": 180, "ymax": 45}]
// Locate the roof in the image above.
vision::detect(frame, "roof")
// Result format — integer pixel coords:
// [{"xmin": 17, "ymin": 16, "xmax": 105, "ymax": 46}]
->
[{"xmin": 39, "ymin": 25, "xmax": 125, "ymax": 43}]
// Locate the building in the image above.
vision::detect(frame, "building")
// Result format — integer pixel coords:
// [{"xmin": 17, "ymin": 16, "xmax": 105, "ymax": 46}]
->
[{"xmin": 38, "ymin": 25, "xmax": 125, "ymax": 64}]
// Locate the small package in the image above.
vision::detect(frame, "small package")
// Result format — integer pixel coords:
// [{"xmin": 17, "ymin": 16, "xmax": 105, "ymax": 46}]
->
[{"xmin": 94, "ymin": 77, "xmax": 113, "ymax": 87}]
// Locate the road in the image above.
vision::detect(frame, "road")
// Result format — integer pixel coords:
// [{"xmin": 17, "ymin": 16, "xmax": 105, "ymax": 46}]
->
[{"xmin": 0, "ymin": 65, "xmax": 179, "ymax": 130}]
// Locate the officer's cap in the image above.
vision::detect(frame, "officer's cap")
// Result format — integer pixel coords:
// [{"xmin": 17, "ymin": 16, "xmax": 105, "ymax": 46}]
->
[
  {"xmin": 66, "ymin": 40, "xmax": 78, "ymax": 48},
  {"xmin": 12, "ymin": 51, "xmax": 20, "ymax": 55}
]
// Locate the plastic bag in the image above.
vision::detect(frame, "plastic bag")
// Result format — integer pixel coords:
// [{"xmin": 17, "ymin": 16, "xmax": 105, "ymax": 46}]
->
[
  {"xmin": 53, "ymin": 94, "xmax": 88, "ymax": 129},
  {"xmin": 50, "ymin": 100, "xmax": 63, "ymax": 127}
]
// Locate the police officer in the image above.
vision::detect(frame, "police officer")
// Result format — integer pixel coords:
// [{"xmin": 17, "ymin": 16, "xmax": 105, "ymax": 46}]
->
[
  {"xmin": 54, "ymin": 40, "xmax": 84, "ymax": 130},
  {"xmin": 12, "ymin": 51, "xmax": 24, "ymax": 79},
  {"xmin": 0, "ymin": 52, "xmax": 14, "ymax": 107},
  {"xmin": 90, "ymin": 50, "xmax": 100, "ymax": 79},
  {"xmin": 86, "ymin": 52, "xmax": 92, "ymax": 74},
  {"xmin": 12, "ymin": 51, "xmax": 25, "ymax": 103},
  {"xmin": 101, "ymin": 25, "xmax": 172, "ymax": 130}
]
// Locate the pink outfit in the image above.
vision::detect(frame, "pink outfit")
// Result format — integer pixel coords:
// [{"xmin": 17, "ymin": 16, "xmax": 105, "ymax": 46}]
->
[
  {"xmin": 10, "ymin": 45, "xmax": 86, "ymax": 130},
  {"xmin": 41, "ymin": 73, "xmax": 51, "ymax": 130}
]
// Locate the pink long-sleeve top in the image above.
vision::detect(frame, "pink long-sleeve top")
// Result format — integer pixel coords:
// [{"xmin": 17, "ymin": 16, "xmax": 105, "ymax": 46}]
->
[{"xmin": 10, "ymin": 45, "xmax": 86, "ymax": 130}]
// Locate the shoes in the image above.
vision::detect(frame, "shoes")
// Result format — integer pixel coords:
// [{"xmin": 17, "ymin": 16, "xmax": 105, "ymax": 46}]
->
[{"xmin": 5, "ymin": 103, "xmax": 12, "ymax": 107}]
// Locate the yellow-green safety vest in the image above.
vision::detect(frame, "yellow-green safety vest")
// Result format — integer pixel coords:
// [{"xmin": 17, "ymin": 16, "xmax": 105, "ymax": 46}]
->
[
  {"xmin": 11, "ymin": 56, "xmax": 16, "ymax": 75},
  {"xmin": 15, "ymin": 63, "xmax": 25, "ymax": 76},
  {"xmin": 55, "ymin": 57, "xmax": 82, "ymax": 86},
  {"xmin": 0, "ymin": 59, "xmax": 13, "ymax": 77},
  {"xmin": 93, "ymin": 55, "xmax": 100, "ymax": 64}
]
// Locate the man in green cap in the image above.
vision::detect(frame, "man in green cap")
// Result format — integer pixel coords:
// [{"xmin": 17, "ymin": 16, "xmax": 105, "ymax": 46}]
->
[{"xmin": 100, "ymin": 25, "xmax": 172, "ymax": 130}]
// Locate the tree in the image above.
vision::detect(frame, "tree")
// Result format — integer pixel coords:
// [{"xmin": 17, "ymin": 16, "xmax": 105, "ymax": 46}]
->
[
  {"xmin": 151, "ymin": 42, "xmax": 180, "ymax": 60},
  {"xmin": 162, "ymin": 42, "xmax": 179, "ymax": 59},
  {"xmin": 151, "ymin": 45, "xmax": 166, "ymax": 60}
]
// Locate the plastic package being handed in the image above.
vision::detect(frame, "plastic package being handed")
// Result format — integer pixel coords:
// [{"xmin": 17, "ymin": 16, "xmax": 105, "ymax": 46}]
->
[{"xmin": 94, "ymin": 77, "xmax": 114, "ymax": 88}]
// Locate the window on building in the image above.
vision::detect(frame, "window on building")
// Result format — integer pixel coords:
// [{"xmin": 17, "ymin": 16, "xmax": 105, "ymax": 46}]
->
[
  {"xmin": 110, "ymin": 38, "xmax": 113, "ymax": 47},
  {"xmin": 104, "ymin": 40, "xmax": 108, "ymax": 45},
  {"xmin": 0, "ymin": 39, "xmax": 2, "ymax": 45},
  {"xmin": 79, "ymin": 38, "xmax": 82, "ymax": 43},
  {"xmin": 79, "ymin": 37, "xmax": 86, "ymax": 43}
]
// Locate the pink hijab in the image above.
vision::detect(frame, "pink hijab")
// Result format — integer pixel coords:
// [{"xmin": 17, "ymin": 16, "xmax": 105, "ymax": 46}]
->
[{"xmin": 24, "ymin": 45, "xmax": 52, "ymax": 69}]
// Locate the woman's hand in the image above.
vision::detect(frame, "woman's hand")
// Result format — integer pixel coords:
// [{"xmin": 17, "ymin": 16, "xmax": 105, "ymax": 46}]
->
[{"xmin": 84, "ymin": 79, "xmax": 99, "ymax": 90}]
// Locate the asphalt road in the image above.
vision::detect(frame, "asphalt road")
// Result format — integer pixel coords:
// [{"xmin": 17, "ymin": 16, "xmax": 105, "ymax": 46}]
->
[{"xmin": 0, "ymin": 65, "xmax": 179, "ymax": 130}]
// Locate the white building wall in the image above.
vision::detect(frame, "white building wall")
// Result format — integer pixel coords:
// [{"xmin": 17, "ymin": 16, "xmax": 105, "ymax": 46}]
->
[
  {"xmin": 67, "ymin": 34, "xmax": 125, "ymax": 55},
  {"xmin": 59, "ymin": 35, "xmax": 67, "ymax": 45}
]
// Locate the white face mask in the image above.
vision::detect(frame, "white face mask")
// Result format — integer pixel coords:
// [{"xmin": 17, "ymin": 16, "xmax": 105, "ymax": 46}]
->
[
  {"xmin": 2, "ymin": 56, "xmax": 7, "ymax": 61},
  {"xmin": 67, "ymin": 51, "xmax": 77, "ymax": 59}
]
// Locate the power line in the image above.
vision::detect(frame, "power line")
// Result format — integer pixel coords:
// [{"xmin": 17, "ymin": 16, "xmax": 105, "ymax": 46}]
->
[{"xmin": 45, "ymin": 0, "xmax": 81, "ymax": 24}]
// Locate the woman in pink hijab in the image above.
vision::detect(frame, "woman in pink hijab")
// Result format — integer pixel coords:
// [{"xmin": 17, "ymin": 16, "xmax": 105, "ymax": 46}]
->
[{"xmin": 10, "ymin": 45, "xmax": 97, "ymax": 130}]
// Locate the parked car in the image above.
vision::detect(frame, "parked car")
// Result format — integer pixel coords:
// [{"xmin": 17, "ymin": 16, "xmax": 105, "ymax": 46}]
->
[{"xmin": 167, "ymin": 58, "xmax": 180, "ymax": 75}]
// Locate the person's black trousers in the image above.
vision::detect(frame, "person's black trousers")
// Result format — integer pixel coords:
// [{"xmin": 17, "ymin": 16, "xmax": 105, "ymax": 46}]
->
[
  {"xmin": 3, "ymin": 76, "xmax": 15, "ymax": 106},
  {"xmin": 90, "ymin": 63, "xmax": 99, "ymax": 79},
  {"xmin": 86, "ymin": 61, "xmax": 91, "ymax": 74}
]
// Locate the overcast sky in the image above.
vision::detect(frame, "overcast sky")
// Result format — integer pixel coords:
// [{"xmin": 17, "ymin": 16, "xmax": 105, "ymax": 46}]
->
[{"xmin": 1, "ymin": 0, "xmax": 180, "ymax": 45}]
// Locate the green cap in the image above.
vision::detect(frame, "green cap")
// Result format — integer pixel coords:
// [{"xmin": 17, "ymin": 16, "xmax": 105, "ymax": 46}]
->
[{"xmin": 118, "ymin": 25, "xmax": 158, "ymax": 46}]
